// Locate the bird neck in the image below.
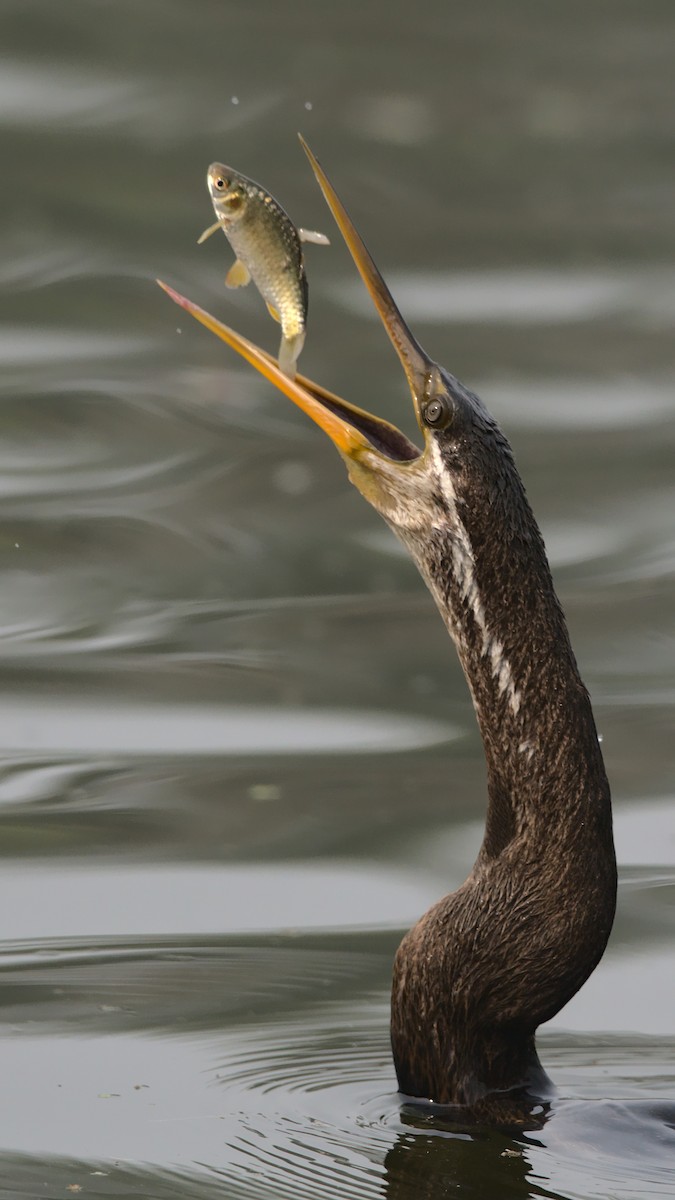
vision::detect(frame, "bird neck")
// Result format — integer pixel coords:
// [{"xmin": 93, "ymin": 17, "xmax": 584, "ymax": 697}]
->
[
  {"xmin": 400, "ymin": 464, "xmax": 612, "ymax": 862},
  {"xmin": 389, "ymin": 447, "xmax": 616, "ymax": 1106}
]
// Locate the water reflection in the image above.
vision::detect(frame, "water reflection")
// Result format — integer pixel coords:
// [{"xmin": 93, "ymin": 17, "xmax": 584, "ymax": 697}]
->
[
  {"xmin": 384, "ymin": 1097, "xmax": 675, "ymax": 1200},
  {"xmin": 384, "ymin": 1129, "xmax": 546, "ymax": 1200}
]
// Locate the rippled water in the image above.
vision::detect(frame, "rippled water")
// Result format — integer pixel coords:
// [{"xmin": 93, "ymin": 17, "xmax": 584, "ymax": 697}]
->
[{"xmin": 2, "ymin": 1, "xmax": 675, "ymax": 1196}]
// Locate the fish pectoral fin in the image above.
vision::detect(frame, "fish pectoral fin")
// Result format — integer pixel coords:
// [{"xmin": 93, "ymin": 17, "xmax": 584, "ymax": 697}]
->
[
  {"xmin": 266, "ymin": 302, "xmax": 281, "ymax": 323},
  {"xmin": 278, "ymin": 331, "xmax": 305, "ymax": 379},
  {"xmin": 298, "ymin": 229, "xmax": 330, "ymax": 246},
  {"xmin": 197, "ymin": 220, "xmax": 223, "ymax": 245},
  {"xmin": 225, "ymin": 260, "xmax": 252, "ymax": 289}
]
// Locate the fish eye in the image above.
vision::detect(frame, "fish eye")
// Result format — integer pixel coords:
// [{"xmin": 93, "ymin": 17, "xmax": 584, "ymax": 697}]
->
[
  {"xmin": 215, "ymin": 177, "xmax": 227, "ymax": 190},
  {"xmin": 423, "ymin": 396, "xmax": 451, "ymax": 429}
]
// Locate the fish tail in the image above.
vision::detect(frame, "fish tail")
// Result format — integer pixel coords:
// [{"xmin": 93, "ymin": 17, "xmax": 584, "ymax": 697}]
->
[{"xmin": 278, "ymin": 331, "xmax": 305, "ymax": 379}]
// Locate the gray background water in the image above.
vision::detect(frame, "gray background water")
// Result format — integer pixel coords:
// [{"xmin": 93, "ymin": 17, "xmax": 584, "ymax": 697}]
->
[{"xmin": 1, "ymin": 1, "xmax": 674, "ymax": 1196}]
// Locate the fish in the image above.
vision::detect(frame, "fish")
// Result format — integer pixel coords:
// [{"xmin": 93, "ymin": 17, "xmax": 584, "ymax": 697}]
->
[{"xmin": 198, "ymin": 162, "xmax": 329, "ymax": 378}]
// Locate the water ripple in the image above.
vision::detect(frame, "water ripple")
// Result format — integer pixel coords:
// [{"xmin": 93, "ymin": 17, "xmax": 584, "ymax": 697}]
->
[
  {"xmin": 0, "ymin": 327, "xmax": 146, "ymax": 366},
  {"xmin": 0, "ymin": 931, "xmax": 673, "ymax": 1198},
  {"xmin": 0, "ymin": 698, "xmax": 454, "ymax": 758},
  {"xmin": 0, "ymin": 861, "xmax": 441, "ymax": 939},
  {"xmin": 335, "ymin": 269, "xmax": 675, "ymax": 327},
  {"xmin": 209, "ymin": 1016, "xmax": 675, "ymax": 1200},
  {"xmin": 484, "ymin": 377, "xmax": 675, "ymax": 430}
]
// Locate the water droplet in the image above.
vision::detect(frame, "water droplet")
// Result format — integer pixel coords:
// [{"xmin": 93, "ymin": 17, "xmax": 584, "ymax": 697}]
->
[{"xmin": 304, "ymin": 100, "xmax": 313, "ymax": 111}]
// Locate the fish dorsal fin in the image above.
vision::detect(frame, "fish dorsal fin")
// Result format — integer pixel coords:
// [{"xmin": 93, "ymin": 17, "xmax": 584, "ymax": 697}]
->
[
  {"xmin": 197, "ymin": 220, "xmax": 223, "ymax": 245},
  {"xmin": 298, "ymin": 229, "xmax": 330, "ymax": 246},
  {"xmin": 266, "ymin": 301, "xmax": 281, "ymax": 323},
  {"xmin": 225, "ymin": 259, "xmax": 252, "ymax": 289}
]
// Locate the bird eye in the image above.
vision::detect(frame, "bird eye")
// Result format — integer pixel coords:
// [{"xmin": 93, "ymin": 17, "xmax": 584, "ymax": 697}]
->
[{"xmin": 423, "ymin": 397, "xmax": 449, "ymax": 428}]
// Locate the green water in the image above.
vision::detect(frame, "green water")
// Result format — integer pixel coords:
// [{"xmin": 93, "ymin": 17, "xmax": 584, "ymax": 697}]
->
[{"xmin": 1, "ymin": 1, "xmax": 674, "ymax": 1195}]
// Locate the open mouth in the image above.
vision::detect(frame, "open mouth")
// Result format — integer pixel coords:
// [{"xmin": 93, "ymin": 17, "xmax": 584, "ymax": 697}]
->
[
  {"xmin": 311, "ymin": 391, "xmax": 420, "ymax": 462},
  {"xmin": 159, "ymin": 137, "xmax": 432, "ymax": 468},
  {"xmin": 157, "ymin": 280, "xmax": 421, "ymax": 465}
]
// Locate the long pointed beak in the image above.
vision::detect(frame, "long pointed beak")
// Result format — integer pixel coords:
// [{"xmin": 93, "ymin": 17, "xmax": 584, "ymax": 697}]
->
[
  {"xmin": 158, "ymin": 139, "xmax": 432, "ymax": 464},
  {"xmin": 297, "ymin": 135, "xmax": 432, "ymax": 408},
  {"xmin": 157, "ymin": 281, "xmax": 419, "ymax": 463}
]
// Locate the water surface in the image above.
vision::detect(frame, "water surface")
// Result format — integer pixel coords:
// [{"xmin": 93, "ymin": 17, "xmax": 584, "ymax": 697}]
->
[{"xmin": 1, "ymin": 1, "xmax": 674, "ymax": 1196}]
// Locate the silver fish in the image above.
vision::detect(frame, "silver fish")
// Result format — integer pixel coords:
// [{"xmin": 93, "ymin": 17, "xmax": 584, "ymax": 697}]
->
[{"xmin": 198, "ymin": 162, "xmax": 328, "ymax": 378}]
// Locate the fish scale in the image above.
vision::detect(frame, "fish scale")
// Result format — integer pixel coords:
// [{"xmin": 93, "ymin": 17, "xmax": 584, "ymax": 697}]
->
[
  {"xmin": 198, "ymin": 162, "xmax": 327, "ymax": 378},
  {"xmin": 227, "ymin": 188, "xmax": 307, "ymax": 342}
]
